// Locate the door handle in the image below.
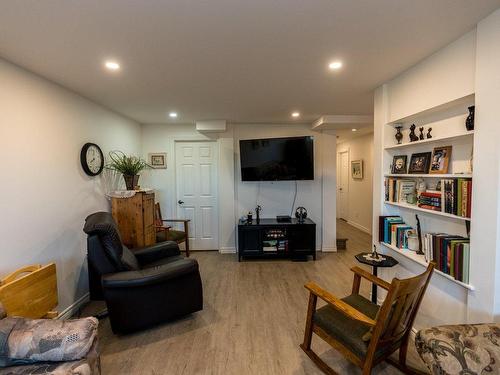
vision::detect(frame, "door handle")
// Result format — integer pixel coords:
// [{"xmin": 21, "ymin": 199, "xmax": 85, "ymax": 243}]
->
[{"xmin": 178, "ymin": 200, "xmax": 184, "ymax": 205}]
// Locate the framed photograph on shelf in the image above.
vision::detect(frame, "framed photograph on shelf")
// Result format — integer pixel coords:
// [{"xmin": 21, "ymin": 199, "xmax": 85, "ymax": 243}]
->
[
  {"xmin": 351, "ymin": 160, "xmax": 363, "ymax": 179},
  {"xmin": 430, "ymin": 146, "xmax": 452, "ymax": 174},
  {"xmin": 149, "ymin": 153, "xmax": 167, "ymax": 169},
  {"xmin": 391, "ymin": 155, "xmax": 407, "ymax": 174},
  {"xmin": 408, "ymin": 152, "xmax": 431, "ymax": 174}
]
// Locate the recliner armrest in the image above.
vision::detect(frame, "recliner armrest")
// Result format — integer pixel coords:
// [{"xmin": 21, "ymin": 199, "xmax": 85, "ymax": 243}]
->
[
  {"xmin": 102, "ymin": 258, "xmax": 198, "ymax": 289},
  {"xmin": 133, "ymin": 241, "xmax": 180, "ymax": 265}
]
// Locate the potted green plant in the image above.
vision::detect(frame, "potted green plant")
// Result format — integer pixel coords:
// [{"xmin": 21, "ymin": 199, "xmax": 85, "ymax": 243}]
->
[{"xmin": 107, "ymin": 151, "xmax": 151, "ymax": 190}]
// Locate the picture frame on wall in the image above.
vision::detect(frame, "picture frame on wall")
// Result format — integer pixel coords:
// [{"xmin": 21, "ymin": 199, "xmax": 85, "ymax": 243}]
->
[
  {"xmin": 430, "ymin": 146, "xmax": 452, "ymax": 174},
  {"xmin": 351, "ymin": 160, "xmax": 363, "ymax": 179},
  {"xmin": 391, "ymin": 155, "xmax": 408, "ymax": 174},
  {"xmin": 149, "ymin": 153, "xmax": 167, "ymax": 169},
  {"xmin": 408, "ymin": 152, "xmax": 431, "ymax": 174}
]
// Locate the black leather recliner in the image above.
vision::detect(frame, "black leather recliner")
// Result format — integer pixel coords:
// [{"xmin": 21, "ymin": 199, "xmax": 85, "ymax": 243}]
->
[{"xmin": 83, "ymin": 212, "xmax": 203, "ymax": 334}]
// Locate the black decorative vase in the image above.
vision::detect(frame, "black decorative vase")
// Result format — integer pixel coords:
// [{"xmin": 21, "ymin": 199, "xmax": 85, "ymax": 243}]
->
[
  {"xmin": 123, "ymin": 174, "xmax": 139, "ymax": 190},
  {"xmin": 466, "ymin": 106, "xmax": 475, "ymax": 131},
  {"xmin": 395, "ymin": 126, "xmax": 403, "ymax": 144}
]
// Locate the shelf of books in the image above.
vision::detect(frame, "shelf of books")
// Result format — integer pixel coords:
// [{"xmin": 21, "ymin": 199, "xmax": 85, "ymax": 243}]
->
[
  {"xmin": 385, "ymin": 177, "xmax": 472, "ymax": 221},
  {"xmin": 379, "ymin": 94, "xmax": 475, "ymax": 291},
  {"xmin": 380, "ymin": 242, "xmax": 473, "ymax": 290}
]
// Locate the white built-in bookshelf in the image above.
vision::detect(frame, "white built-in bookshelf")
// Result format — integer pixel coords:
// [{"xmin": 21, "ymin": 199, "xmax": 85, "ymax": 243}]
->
[{"xmin": 380, "ymin": 94, "xmax": 475, "ymax": 289}]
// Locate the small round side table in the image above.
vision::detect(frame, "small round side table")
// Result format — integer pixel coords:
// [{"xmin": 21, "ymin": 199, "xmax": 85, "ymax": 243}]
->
[{"xmin": 355, "ymin": 252, "xmax": 398, "ymax": 304}]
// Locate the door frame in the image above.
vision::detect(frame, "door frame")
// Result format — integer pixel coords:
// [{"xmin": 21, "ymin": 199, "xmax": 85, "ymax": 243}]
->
[
  {"xmin": 336, "ymin": 148, "xmax": 350, "ymax": 220},
  {"xmin": 172, "ymin": 138, "xmax": 221, "ymax": 251}
]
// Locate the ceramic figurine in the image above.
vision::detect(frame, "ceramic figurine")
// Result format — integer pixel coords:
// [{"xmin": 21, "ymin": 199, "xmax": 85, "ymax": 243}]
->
[
  {"xmin": 466, "ymin": 106, "xmax": 475, "ymax": 131},
  {"xmin": 409, "ymin": 124, "xmax": 419, "ymax": 142},
  {"xmin": 415, "ymin": 214, "xmax": 424, "ymax": 255},
  {"xmin": 417, "ymin": 179, "xmax": 427, "ymax": 196},
  {"xmin": 394, "ymin": 125, "xmax": 403, "ymax": 144},
  {"xmin": 255, "ymin": 205, "xmax": 262, "ymax": 224},
  {"xmin": 426, "ymin": 127, "xmax": 432, "ymax": 139},
  {"xmin": 419, "ymin": 127, "xmax": 424, "ymax": 140}
]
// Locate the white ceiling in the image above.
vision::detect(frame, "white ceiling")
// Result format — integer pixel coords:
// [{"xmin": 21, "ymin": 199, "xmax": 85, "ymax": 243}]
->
[{"xmin": 0, "ymin": 0, "xmax": 499, "ymax": 124}]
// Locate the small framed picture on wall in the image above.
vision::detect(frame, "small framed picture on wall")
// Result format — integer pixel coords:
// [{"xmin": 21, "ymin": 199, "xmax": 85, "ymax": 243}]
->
[
  {"xmin": 430, "ymin": 146, "xmax": 452, "ymax": 174},
  {"xmin": 149, "ymin": 153, "xmax": 167, "ymax": 169},
  {"xmin": 351, "ymin": 160, "xmax": 363, "ymax": 179}
]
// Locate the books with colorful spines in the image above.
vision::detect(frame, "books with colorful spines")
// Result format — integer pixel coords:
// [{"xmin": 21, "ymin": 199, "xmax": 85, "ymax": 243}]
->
[
  {"xmin": 462, "ymin": 243, "xmax": 470, "ymax": 283},
  {"xmin": 386, "ymin": 221, "xmax": 404, "ymax": 244},
  {"xmin": 383, "ymin": 217, "xmax": 403, "ymax": 243},
  {"xmin": 418, "ymin": 198, "xmax": 441, "ymax": 206},
  {"xmin": 388, "ymin": 221, "xmax": 405, "ymax": 245},
  {"xmin": 418, "ymin": 204, "xmax": 442, "ymax": 211},
  {"xmin": 441, "ymin": 236, "xmax": 467, "ymax": 274},
  {"xmin": 457, "ymin": 179, "xmax": 463, "ymax": 217},
  {"xmin": 394, "ymin": 225, "xmax": 412, "ymax": 248},
  {"xmin": 421, "ymin": 191, "xmax": 441, "ymax": 198},
  {"xmin": 401, "ymin": 227, "xmax": 413, "ymax": 249},
  {"xmin": 453, "ymin": 179, "xmax": 459, "ymax": 215},
  {"xmin": 463, "ymin": 180, "xmax": 468, "ymax": 217},
  {"xmin": 466, "ymin": 180, "xmax": 472, "ymax": 218},
  {"xmin": 378, "ymin": 216, "xmax": 399, "ymax": 242},
  {"xmin": 387, "ymin": 178, "xmax": 394, "ymax": 202}
]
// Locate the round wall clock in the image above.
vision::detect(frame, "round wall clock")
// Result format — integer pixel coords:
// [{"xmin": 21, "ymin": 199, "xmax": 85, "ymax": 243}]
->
[{"xmin": 80, "ymin": 142, "xmax": 104, "ymax": 176}]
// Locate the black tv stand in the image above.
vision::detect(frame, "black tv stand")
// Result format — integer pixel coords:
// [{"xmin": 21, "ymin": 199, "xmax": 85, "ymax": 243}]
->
[{"xmin": 237, "ymin": 218, "xmax": 316, "ymax": 261}]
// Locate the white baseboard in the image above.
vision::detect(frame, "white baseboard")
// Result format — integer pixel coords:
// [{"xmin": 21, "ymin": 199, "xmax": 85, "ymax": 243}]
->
[
  {"xmin": 346, "ymin": 220, "xmax": 372, "ymax": 235},
  {"xmin": 57, "ymin": 293, "xmax": 90, "ymax": 320},
  {"xmin": 219, "ymin": 247, "xmax": 237, "ymax": 254},
  {"xmin": 322, "ymin": 247, "xmax": 338, "ymax": 252}
]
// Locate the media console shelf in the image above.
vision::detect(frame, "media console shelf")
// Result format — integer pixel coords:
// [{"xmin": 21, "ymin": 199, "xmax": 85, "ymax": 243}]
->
[{"xmin": 237, "ymin": 218, "xmax": 316, "ymax": 261}]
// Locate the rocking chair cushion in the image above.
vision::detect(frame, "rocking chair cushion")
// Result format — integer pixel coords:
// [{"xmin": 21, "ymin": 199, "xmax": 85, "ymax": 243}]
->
[
  {"xmin": 313, "ymin": 294, "xmax": 380, "ymax": 358},
  {"xmin": 156, "ymin": 230, "xmax": 186, "ymax": 243}
]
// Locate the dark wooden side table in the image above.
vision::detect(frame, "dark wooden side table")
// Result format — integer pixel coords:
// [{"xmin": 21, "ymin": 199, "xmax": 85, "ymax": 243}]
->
[{"xmin": 355, "ymin": 252, "xmax": 398, "ymax": 304}]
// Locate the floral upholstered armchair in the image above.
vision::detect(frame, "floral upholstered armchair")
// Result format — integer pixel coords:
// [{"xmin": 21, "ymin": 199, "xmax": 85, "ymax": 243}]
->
[
  {"xmin": 0, "ymin": 303, "xmax": 100, "ymax": 375},
  {"xmin": 416, "ymin": 323, "xmax": 500, "ymax": 375}
]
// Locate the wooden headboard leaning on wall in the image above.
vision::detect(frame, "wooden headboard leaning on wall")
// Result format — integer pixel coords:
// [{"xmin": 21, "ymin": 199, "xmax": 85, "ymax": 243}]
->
[{"xmin": 0, "ymin": 263, "xmax": 58, "ymax": 319}]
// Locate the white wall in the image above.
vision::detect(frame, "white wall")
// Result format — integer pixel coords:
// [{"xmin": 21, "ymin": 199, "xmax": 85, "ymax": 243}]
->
[
  {"xmin": 373, "ymin": 8, "xmax": 500, "ymax": 327},
  {"xmin": 337, "ymin": 133, "xmax": 374, "ymax": 234},
  {"xmin": 0, "ymin": 58, "xmax": 141, "ymax": 313},
  {"xmin": 141, "ymin": 123, "xmax": 337, "ymax": 252},
  {"xmin": 472, "ymin": 8, "xmax": 500, "ymax": 320},
  {"xmin": 386, "ymin": 30, "xmax": 476, "ymax": 123},
  {"xmin": 140, "ymin": 123, "xmax": 236, "ymax": 252}
]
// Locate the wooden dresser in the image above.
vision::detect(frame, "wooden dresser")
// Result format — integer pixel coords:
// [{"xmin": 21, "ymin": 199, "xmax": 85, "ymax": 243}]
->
[{"xmin": 111, "ymin": 191, "xmax": 156, "ymax": 248}]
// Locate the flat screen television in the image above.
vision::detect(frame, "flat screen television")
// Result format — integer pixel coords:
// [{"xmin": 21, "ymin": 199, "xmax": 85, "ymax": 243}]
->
[{"xmin": 239, "ymin": 136, "xmax": 314, "ymax": 181}]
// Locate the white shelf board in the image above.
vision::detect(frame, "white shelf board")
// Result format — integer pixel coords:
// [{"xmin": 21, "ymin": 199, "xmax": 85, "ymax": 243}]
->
[
  {"xmin": 384, "ymin": 131, "xmax": 474, "ymax": 150},
  {"xmin": 387, "ymin": 93, "xmax": 475, "ymax": 125},
  {"xmin": 384, "ymin": 201, "xmax": 471, "ymax": 221},
  {"xmin": 384, "ymin": 174, "xmax": 472, "ymax": 178},
  {"xmin": 380, "ymin": 242, "xmax": 474, "ymax": 290}
]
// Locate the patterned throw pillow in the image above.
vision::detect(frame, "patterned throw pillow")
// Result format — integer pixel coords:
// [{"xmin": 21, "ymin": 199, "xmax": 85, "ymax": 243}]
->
[{"xmin": 0, "ymin": 317, "xmax": 98, "ymax": 366}]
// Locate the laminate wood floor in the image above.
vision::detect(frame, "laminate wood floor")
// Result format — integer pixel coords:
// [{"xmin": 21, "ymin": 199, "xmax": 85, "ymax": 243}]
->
[{"xmin": 86, "ymin": 220, "xmax": 428, "ymax": 374}]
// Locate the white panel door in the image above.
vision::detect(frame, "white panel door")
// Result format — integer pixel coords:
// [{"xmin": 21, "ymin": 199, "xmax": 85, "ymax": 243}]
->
[
  {"xmin": 338, "ymin": 150, "xmax": 349, "ymax": 220},
  {"xmin": 175, "ymin": 141, "xmax": 219, "ymax": 250}
]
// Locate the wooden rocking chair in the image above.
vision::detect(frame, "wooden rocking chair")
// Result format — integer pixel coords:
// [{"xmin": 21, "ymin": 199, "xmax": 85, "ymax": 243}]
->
[
  {"xmin": 300, "ymin": 263, "xmax": 434, "ymax": 375},
  {"xmin": 155, "ymin": 203, "xmax": 191, "ymax": 257}
]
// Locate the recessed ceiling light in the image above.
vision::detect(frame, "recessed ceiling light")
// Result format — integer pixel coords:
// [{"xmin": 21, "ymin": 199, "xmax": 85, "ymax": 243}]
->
[
  {"xmin": 291, "ymin": 112, "xmax": 300, "ymax": 118},
  {"xmin": 169, "ymin": 112, "xmax": 178, "ymax": 118},
  {"xmin": 328, "ymin": 61, "xmax": 343, "ymax": 70},
  {"xmin": 104, "ymin": 61, "xmax": 120, "ymax": 71},
  {"xmin": 352, "ymin": 128, "xmax": 357, "ymax": 132}
]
